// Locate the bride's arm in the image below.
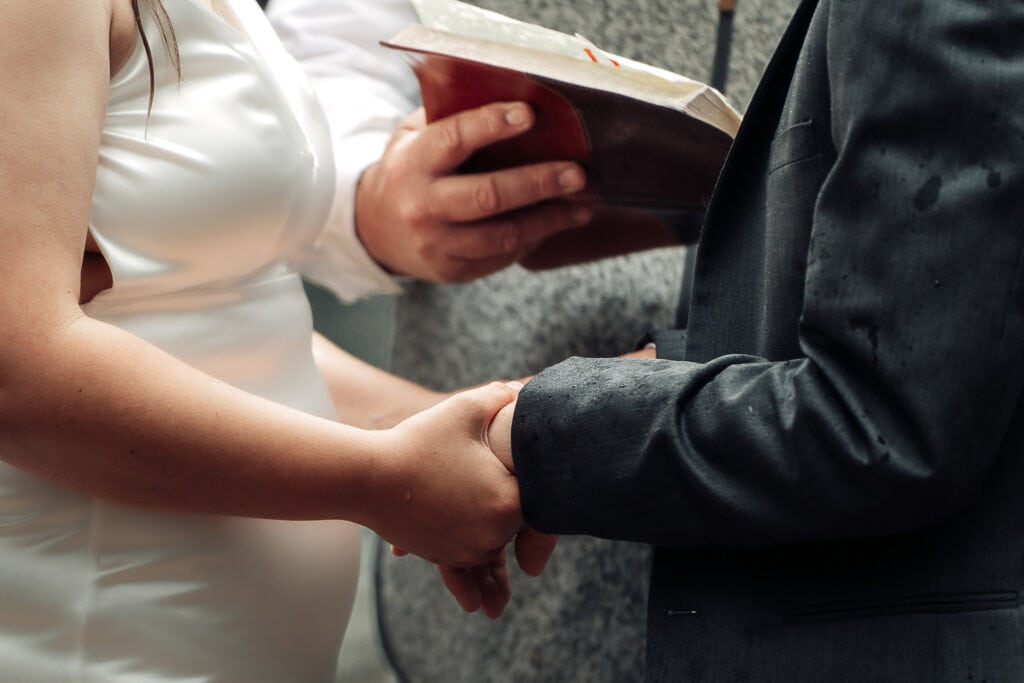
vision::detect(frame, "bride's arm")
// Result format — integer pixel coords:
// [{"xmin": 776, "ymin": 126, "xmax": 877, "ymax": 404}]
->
[
  {"xmin": 0, "ymin": 0, "xmax": 517, "ymax": 568},
  {"xmin": 311, "ymin": 331, "xmax": 449, "ymax": 429}
]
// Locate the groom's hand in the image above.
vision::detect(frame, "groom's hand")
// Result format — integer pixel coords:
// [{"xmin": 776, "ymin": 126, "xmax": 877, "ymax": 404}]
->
[
  {"xmin": 487, "ymin": 391, "xmax": 560, "ymax": 577},
  {"xmin": 482, "ymin": 347, "xmax": 655, "ymax": 575}
]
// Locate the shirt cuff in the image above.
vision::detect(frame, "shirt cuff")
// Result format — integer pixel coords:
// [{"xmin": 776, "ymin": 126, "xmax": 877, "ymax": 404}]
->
[{"xmin": 302, "ymin": 130, "xmax": 404, "ymax": 302}]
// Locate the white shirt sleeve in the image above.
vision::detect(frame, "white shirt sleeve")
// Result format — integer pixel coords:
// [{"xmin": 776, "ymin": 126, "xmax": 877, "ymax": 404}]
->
[{"xmin": 267, "ymin": 0, "xmax": 421, "ymax": 301}]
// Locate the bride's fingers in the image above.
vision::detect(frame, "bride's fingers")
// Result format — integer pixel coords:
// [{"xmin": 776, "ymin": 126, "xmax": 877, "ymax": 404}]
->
[
  {"xmin": 439, "ymin": 565, "xmax": 483, "ymax": 613},
  {"xmin": 479, "ymin": 552, "xmax": 511, "ymax": 619},
  {"xmin": 439, "ymin": 548, "xmax": 511, "ymax": 618}
]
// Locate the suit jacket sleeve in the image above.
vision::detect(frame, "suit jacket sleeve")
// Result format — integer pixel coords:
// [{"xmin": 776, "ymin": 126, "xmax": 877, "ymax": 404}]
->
[{"xmin": 511, "ymin": 0, "xmax": 1024, "ymax": 547}]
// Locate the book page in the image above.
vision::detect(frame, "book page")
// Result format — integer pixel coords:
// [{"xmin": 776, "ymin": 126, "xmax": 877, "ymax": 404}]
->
[
  {"xmin": 388, "ymin": 24, "xmax": 741, "ymax": 136},
  {"xmin": 411, "ymin": 0, "xmax": 619, "ymax": 65},
  {"xmin": 408, "ymin": 0, "xmax": 740, "ymax": 132}
]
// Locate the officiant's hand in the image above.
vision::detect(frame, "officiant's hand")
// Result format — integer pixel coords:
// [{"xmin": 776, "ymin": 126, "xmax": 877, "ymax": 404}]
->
[{"xmin": 354, "ymin": 103, "xmax": 592, "ymax": 283}]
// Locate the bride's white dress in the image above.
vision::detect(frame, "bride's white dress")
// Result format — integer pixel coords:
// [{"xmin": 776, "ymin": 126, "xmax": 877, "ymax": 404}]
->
[{"xmin": 0, "ymin": 0, "xmax": 361, "ymax": 680}]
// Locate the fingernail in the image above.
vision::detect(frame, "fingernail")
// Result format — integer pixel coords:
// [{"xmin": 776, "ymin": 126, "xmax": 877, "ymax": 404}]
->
[
  {"xmin": 505, "ymin": 381, "xmax": 525, "ymax": 393},
  {"xmin": 505, "ymin": 106, "xmax": 529, "ymax": 127},
  {"xmin": 558, "ymin": 166, "xmax": 585, "ymax": 192}
]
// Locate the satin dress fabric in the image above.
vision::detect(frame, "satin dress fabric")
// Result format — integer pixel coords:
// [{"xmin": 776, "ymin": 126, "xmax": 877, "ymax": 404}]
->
[{"xmin": 0, "ymin": 0, "xmax": 361, "ymax": 680}]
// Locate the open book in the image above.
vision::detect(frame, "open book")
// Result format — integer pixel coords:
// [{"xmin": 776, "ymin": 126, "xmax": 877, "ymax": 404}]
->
[{"xmin": 382, "ymin": 0, "xmax": 742, "ymax": 266}]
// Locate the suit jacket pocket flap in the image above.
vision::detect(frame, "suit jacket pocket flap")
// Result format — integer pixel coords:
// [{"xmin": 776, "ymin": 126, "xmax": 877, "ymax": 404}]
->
[
  {"xmin": 768, "ymin": 118, "xmax": 819, "ymax": 173},
  {"xmin": 785, "ymin": 591, "xmax": 1020, "ymax": 625}
]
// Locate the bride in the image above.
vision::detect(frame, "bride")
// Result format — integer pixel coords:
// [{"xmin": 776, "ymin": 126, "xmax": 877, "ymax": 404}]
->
[{"xmin": 0, "ymin": 0, "xmax": 544, "ymax": 679}]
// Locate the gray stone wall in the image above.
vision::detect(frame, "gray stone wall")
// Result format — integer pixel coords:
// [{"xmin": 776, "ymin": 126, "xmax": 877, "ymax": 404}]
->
[{"xmin": 377, "ymin": 2, "xmax": 800, "ymax": 681}]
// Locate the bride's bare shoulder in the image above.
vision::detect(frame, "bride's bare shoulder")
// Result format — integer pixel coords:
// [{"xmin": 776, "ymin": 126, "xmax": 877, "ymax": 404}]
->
[{"xmin": 0, "ymin": 0, "xmax": 133, "ymax": 74}]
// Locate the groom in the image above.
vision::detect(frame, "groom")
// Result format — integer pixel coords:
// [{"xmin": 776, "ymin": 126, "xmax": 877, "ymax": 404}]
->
[{"xmin": 484, "ymin": 0, "xmax": 1024, "ymax": 679}]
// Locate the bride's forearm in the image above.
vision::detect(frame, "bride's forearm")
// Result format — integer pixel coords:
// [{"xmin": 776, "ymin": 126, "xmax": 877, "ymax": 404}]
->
[
  {"xmin": 0, "ymin": 314, "xmax": 523, "ymax": 566},
  {"xmin": 0, "ymin": 314, "xmax": 384, "ymax": 523},
  {"xmin": 312, "ymin": 331, "xmax": 448, "ymax": 429}
]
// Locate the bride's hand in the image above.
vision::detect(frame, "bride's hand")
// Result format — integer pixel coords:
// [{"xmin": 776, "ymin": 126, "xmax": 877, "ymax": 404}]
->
[
  {"xmin": 438, "ymin": 548, "xmax": 511, "ymax": 619},
  {"xmin": 385, "ymin": 381, "xmax": 558, "ymax": 617},
  {"xmin": 430, "ymin": 386, "xmax": 559, "ymax": 619},
  {"xmin": 367, "ymin": 382, "xmax": 522, "ymax": 568}
]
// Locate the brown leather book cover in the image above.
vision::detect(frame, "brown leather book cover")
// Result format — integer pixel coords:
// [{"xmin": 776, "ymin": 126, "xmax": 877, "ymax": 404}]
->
[
  {"xmin": 406, "ymin": 52, "xmax": 733, "ymax": 212},
  {"xmin": 383, "ymin": 13, "xmax": 740, "ymax": 266}
]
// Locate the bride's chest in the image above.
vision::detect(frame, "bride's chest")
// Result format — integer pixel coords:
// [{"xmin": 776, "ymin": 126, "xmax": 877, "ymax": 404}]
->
[{"xmin": 90, "ymin": 0, "xmax": 333, "ymax": 298}]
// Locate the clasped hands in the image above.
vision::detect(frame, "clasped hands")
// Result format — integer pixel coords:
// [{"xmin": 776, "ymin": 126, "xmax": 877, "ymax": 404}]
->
[
  {"xmin": 354, "ymin": 101, "xmax": 641, "ymax": 616},
  {"xmin": 352, "ymin": 101, "xmax": 579, "ymax": 616},
  {"xmin": 380, "ymin": 381, "xmax": 557, "ymax": 620}
]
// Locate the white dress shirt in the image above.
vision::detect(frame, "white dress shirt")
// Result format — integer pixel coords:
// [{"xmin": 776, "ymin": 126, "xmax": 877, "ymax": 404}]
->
[{"xmin": 267, "ymin": 0, "xmax": 421, "ymax": 301}]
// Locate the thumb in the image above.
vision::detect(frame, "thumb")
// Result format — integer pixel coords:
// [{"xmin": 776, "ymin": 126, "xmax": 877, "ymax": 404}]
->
[
  {"xmin": 461, "ymin": 381, "xmax": 519, "ymax": 422},
  {"xmin": 398, "ymin": 106, "xmax": 427, "ymax": 133},
  {"xmin": 515, "ymin": 529, "xmax": 559, "ymax": 577}
]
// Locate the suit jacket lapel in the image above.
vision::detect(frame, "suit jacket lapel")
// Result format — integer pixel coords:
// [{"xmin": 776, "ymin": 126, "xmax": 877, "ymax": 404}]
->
[{"xmin": 697, "ymin": 0, "xmax": 822, "ymax": 243}]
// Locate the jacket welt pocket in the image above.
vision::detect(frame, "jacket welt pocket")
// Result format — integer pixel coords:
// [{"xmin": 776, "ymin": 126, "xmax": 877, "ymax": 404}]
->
[
  {"xmin": 784, "ymin": 591, "xmax": 1020, "ymax": 625},
  {"xmin": 768, "ymin": 118, "xmax": 819, "ymax": 173}
]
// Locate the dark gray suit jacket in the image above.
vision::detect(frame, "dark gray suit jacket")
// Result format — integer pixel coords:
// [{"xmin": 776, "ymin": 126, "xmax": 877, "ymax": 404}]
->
[{"xmin": 512, "ymin": 0, "xmax": 1024, "ymax": 679}]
